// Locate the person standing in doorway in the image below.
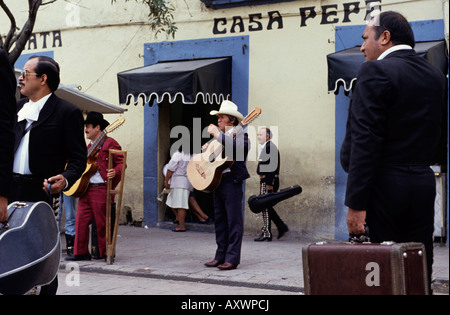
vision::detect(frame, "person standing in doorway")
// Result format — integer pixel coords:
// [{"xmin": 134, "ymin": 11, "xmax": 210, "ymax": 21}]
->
[{"xmin": 164, "ymin": 146, "xmax": 193, "ymax": 232}]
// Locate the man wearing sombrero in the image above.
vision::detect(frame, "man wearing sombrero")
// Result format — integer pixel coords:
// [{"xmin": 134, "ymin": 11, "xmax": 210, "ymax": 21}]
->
[
  {"xmin": 203, "ymin": 100, "xmax": 250, "ymax": 270},
  {"xmin": 67, "ymin": 111, "xmax": 124, "ymax": 261}
]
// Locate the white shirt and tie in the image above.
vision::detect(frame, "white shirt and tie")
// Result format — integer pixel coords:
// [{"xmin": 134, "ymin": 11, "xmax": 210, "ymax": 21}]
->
[
  {"xmin": 13, "ymin": 93, "xmax": 52, "ymax": 175},
  {"xmin": 257, "ymin": 140, "xmax": 268, "ymax": 161}
]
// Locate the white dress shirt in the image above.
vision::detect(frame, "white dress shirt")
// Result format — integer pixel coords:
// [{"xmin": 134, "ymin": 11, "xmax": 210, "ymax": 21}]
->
[
  {"xmin": 257, "ymin": 140, "xmax": 268, "ymax": 161},
  {"xmin": 13, "ymin": 93, "xmax": 52, "ymax": 175},
  {"xmin": 377, "ymin": 44, "xmax": 413, "ymax": 60}
]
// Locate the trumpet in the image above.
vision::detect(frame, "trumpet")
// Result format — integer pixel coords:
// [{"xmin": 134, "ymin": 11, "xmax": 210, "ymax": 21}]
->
[{"xmin": 156, "ymin": 188, "xmax": 170, "ymax": 202}]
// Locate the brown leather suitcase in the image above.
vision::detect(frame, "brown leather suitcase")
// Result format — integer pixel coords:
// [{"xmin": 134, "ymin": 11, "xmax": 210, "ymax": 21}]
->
[{"xmin": 302, "ymin": 242, "xmax": 429, "ymax": 295}]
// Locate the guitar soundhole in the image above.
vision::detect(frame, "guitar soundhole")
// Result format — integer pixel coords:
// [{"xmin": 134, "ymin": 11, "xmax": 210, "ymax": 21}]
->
[{"xmin": 208, "ymin": 154, "xmax": 216, "ymax": 163}]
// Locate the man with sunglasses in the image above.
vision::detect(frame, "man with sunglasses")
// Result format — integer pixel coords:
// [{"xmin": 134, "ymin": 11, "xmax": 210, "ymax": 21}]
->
[{"xmin": 10, "ymin": 55, "xmax": 87, "ymax": 294}]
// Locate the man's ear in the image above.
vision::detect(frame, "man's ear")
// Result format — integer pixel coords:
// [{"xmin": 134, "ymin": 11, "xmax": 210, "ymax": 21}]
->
[
  {"xmin": 381, "ymin": 30, "xmax": 391, "ymax": 45},
  {"xmin": 40, "ymin": 74, "xmax": 48, "ymax": 86}
]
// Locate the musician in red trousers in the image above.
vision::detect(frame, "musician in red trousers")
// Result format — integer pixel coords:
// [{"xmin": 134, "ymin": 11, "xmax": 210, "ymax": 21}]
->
[{"xmin": 67, "ymin": 112, "xmax": 124, "ymax": 261}]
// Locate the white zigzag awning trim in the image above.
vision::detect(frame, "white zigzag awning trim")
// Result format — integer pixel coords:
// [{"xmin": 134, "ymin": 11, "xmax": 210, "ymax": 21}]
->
[
  {"xmin": 123, "ymin": 92, "xmax": 231, "ymax": 105},
  {"xmin": 328, "ymin": 78, "xmax": 357, "ymax": 94}
]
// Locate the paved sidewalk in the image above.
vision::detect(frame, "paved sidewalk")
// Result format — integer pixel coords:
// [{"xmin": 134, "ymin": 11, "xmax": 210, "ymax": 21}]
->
[{"xmin": 59, "ymin": 225, "xmax": 449, "ymax": 294}]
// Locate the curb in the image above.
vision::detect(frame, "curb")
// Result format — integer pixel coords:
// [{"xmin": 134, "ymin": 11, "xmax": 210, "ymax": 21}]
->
[
  {"xmin": 59, "ymin": 262, "xmax": 448, "ymax": 295},
  {"xmin": 59, "ymin": 262, "xmax": 303, "ymax": 293}
]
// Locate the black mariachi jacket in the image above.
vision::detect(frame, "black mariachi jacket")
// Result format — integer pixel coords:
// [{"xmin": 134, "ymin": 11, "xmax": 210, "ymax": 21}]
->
[
  {"xmin": 219, "ymin": 128, "xmax": 250, "ymax": 184},
  {"xmin": 257, "ymin": 140, "xmax": 280, "ymax": 186}
]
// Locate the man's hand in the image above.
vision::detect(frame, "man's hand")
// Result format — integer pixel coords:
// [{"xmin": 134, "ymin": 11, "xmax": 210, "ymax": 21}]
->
[
  {"xmin": 346, "ymin": 208, "xmax": 367, "ymax": 235},
  {"xmin": 0, "ymin": 195, "xmax": 8, "ymax": 222},
  {"xmin": 43, "ymin": 174, "xmax": 67, "ymax": 195},
  {"xmin": 107, "ymin": 168, "xmax": 116, "ymax": 180},
  {"xmin": 207, "ymin": 124, "xmax": 221, "ymax": 138}
]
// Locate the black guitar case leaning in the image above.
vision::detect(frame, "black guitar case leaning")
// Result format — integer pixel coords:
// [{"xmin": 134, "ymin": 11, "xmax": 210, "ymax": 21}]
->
[
  {"xmin": 248, "ymin": 185, "xmax": 302, "ymax": 214},
  {"xmin": 0, "ymin": 201, "xmax": 61, "ymax": 295}
]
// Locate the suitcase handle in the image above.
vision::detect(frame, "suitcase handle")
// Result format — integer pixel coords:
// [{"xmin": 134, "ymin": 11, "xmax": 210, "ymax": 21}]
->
[{"xmin": 348, "ymin": 224, "xmax": 370, "ymax": 243}]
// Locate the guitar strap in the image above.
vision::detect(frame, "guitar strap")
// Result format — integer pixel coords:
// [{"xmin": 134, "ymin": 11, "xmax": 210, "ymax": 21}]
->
[
  {"xmin": 91, "ymin": 137, "xmax": 107, "ymax": 156},
  {"xmin": 97, "ymin": 137, "xmax": 107, "ymax": 152},
  {"xmin": 219, "ymin": 130, "xmax": 237, "ymax": 159}
]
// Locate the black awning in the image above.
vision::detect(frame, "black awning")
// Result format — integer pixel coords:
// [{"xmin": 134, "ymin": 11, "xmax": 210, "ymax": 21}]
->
[
  {"xmin": 54, "ymin": 85, "xmax": 126, "ymax": 114},
  {"xmin": 117, "ymin": 57, "xmax": 231, "ymax": 105},
  {"xmin": 327, "ymin": 40, "xmax": 448, "ymax": 94}
]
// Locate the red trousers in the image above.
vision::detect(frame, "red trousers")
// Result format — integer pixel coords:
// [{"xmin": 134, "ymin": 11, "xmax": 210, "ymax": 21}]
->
[{"xmin": 74, "ymin": 185, "xmax": 108, "ymax": 257}]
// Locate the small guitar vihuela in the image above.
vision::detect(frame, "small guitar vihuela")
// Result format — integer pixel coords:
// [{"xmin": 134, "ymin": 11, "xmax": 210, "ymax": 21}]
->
[
  {"xmin": 187, "ymin": 108, "xmax": 261, "ymax": 192},
  {"xmin": 64, "ymin": 117, "xmax": 125, "ymax": 197}
]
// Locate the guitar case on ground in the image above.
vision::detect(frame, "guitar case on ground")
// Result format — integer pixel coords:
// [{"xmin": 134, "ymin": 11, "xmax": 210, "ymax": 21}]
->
[{"xmin": 0, "ymin": 201, "xmax": 61, "ymax": 295}]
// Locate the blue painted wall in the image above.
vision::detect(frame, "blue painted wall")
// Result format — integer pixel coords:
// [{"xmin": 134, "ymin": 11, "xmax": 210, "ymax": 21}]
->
[
  {"xmin": 142, "ymin": 36, "xmax": 250, "ymax": 226},
  {"xmin": 14, "ymin": 51, "xmax": 54, "ymax": 71},
  {"xmin": 334, "ymin": 19, "xmax": 446, "ymax": 239}
]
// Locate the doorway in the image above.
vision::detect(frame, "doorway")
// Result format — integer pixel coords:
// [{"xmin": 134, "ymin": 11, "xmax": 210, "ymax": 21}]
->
[
  {"xmin": 142, "ymin": 36, "xmax": 249, "ymax": 228},
  {"xmin": 157, "ymin": 95, "xmax": 220, "ymax": 229}
]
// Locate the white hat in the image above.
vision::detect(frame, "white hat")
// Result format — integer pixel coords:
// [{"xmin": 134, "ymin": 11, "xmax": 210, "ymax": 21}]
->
[{"xmin": 210, "ymin": 100, "xmax": 244, "ymax": 121}]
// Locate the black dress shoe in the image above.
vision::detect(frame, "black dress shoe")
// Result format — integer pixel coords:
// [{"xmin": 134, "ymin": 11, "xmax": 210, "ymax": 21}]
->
[
  {"xmin": 277, "ymin": 226, "xmax": 289, "ymax": 239},
  {"xmin": 64, "ymin": 254, "xmax": 92, "ymax": 261},
  {"xmin": 254, "ymin": 235, "xmax": 272, "ymax": 242},
  {"xmin": 217, "ymin": 262, "xmax": 238, "ymax": 270},
  {"xmin": 199, "ymin": 217, "xmax": 212, "ymax": 224},
  {"xmin": 204, "ymin": 259, "xmax": 223, "ymax": 267},
  {"xmin": 65, "ymin": 234, "xmax": 74, "ymax": 257}
]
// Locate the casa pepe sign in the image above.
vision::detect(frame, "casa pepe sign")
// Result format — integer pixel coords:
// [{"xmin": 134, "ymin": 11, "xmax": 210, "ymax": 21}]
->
[{"xmin": 212, "ymin": 0, "xmax": 382, "ymax": 35}]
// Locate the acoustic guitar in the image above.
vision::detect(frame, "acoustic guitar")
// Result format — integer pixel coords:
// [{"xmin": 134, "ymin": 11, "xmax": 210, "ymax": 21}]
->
[
  {"xmin": 187, "ymin": 108, "xmax": 261, "ymax": 192},
  {"xmin": 64, "ymin": 117, "xmax": 125, "ymax": 197}
]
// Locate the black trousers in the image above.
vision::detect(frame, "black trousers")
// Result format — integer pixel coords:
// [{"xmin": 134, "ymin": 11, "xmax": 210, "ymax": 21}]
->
[
  {"xmin": 8, "ymin": 173, "xmax": 51, "ymax": 204},
  {"xmin": 366, "ymin": 165, "xmax": 435, "ymax": 291},
  {"xmin": 213, "ymin": 175, "xmax": 244, "ymax": 265},
  {"xmin": 259, "ymin": 178, "xmax": 287, "ymax": 237}
]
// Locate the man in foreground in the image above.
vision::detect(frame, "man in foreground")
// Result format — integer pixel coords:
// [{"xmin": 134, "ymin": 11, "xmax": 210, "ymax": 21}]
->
[{"xmin": 341, "ymin": 11, "xmax": 445, "ymax": 291}]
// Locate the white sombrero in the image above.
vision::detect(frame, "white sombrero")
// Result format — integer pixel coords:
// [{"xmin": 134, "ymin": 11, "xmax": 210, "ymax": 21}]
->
[{"xmin": 210, "ymin": 100, "xmax": 244, "ymax": 121}]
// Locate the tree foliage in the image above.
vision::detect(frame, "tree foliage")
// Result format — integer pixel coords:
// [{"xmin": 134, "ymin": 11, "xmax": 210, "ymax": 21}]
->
[
  {"xmin": 111, "ymin": 0, "xmax": 177, "ymax": 39},
  {"xmin": 0, "ymin": 0, "xmax": 57, "ymax": 65},
  {"xmin": 1, "ymin": 0, "xmax": 177, "ymax": 66}
]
